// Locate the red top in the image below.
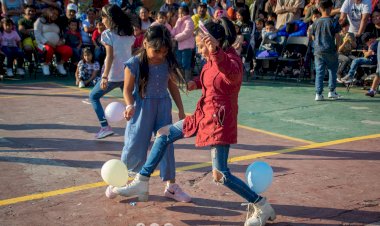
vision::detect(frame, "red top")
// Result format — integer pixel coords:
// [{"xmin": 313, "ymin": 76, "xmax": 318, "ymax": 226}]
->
[
  {"xmin": 92, "ymin": 29, "xmax": 101, "ymax": 43},
  {"xmin": 183, "ymin": 47, "xmax": 243, "ymax": 147}
]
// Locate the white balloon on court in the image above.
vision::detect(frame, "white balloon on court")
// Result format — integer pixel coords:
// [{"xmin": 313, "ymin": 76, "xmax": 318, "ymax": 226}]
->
[
  {"xmin": 104, "ymin": 102, "xmax": 125, "ymax": 122},
  {"xmin": 101, "ymin": 159, "xmax": 128, "ymax": 187}
]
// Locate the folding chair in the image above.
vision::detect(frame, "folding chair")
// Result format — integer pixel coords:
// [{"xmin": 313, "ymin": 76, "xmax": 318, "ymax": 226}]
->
[{"xmin": 275, "ymin": 36, "xmax": 310, "ymax": 82}]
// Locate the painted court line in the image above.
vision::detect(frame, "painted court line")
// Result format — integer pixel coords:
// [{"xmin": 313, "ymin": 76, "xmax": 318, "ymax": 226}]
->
[{"xmin": 0, "ymin": 134, "xmax": 378, "ymax": 207}]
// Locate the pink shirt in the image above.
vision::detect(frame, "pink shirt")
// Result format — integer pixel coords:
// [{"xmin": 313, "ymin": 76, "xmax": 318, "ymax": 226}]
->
[{"xmin": 1, "ymin": 30, "xmax": 20, "ymax": 47}]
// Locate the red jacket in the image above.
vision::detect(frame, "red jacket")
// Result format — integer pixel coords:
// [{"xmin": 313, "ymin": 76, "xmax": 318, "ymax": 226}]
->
[{"xmin": 183, "ymin": 47, "xmax": 243, "ymax": 147}]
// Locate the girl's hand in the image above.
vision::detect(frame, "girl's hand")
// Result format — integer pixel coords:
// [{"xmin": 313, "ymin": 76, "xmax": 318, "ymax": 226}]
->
[
  {"xmin": 178, "ymin": 110, "xmax": 186, "ymax": 120},
  {"xmin": 124, "ymin": 107, "xmax": 135, "ymax": 121},
  {"xmin": 202, "ymin": 34, "xmax": 219, "ymax": 53},
  {"xmin": 100, "ymin": 77, "xmax": 108, "ymax": 90},
  {"xmin": 187, "ymin": 81, "xmax": 197, "ymax": 91}
]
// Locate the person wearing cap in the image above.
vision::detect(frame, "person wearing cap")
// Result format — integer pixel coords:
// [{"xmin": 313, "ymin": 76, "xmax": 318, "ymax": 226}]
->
[
  {"xmin": 342, "ymin": 32, "xmax": 378, "ymax": 83},
  {"xmin": 339, "ymin": 0, "xmax": 371, "ymax": 38},
  {"xmin": 191, "ymin": 3, "xmax": 210, "ymax": 31},
  {"xmin": 58, "ymin": 3, "xmax": 78, "ymax": 32}
]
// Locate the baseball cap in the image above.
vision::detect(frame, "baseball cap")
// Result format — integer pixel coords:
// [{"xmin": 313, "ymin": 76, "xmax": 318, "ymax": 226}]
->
[{"xmin": 67, "ymin": 3, "xmax": 78, "ymax": 12}]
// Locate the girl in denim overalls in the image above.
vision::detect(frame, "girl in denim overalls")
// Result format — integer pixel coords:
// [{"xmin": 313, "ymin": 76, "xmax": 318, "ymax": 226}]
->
[{"xmin": 107, "ymin": 18, "xmax": 276, "ymax": 226}]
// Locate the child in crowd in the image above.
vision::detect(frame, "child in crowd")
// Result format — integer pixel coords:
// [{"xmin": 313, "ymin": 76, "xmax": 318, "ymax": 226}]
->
[
  {"xmin": 151, "ymin": 11, "xmax": 172, "ymax": 31},
  {"xmin": 232, "ymin": 22, "xmax": 243, "ymax": 55},
  {"xmin": 107, "ymin": 18, "xmax": 276, "ymax": 226},
  {"xmin": 131, "ymin": 24, "xmax": 144, "ymax": 55},
  {"xmin": 259, "ymin": 20, "xmax": 279, "ymax": 52},
  {"xmin": 89, "ymin": 4, "xmax": 135, "ymax": 139},
  {"xmin": 312, "ymin": 0, "xmax": 341, "ymax": 101},
  {"xmin": 253, "ymin": 18, "xmax": 264, "ymax": 49},
  {"xmin": 81, "ymin": 8, "xmax": 97, "ymax": 48},
  {"xmin": 0, "ymin": 18, "xmax": 25, "ymax": 77},
  {"xmin": 307, "ymin": 9, "xmax": 321, "ymax": 40},
  {"xmin": 336, "ymin": 19, "xmax": 356, "ymax": 82},
  {"xmin": 75, "ymin": 47, "xmax": 100, "ymax": 88},
  {"xmin": 65, "ymin": 18, "xmax": 82, "ymax": 64},
  {"xmin": 267, "ymin": 12, "xmax": 277, "ymax": 25},
  {"xmin": 18, "ymin": 5, "xmax": 37, "ymax": 67},
  {"xmin": 92, "ymin": 18, "xmax": 106, "ymax": 65},
  {"xmin": 341, "ymin": 32, "xmax": 378, "ymax": 84},
  {"xmin": 171, "ymin": 5, "xmax": 195, "ymax": 81},
  {"xmin": 105, "ymin": 25, "xmax": 191, "ymax": 203}
]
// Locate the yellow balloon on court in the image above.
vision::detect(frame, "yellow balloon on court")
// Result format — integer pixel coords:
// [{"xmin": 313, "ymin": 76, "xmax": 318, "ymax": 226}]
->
[{"xmin": 101, "ymin": 159, "xmax": 128, "ymax": 187}]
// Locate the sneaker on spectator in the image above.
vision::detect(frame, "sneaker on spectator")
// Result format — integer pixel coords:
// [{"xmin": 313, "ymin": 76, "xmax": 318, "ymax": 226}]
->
[
  {"xmin": 328, "ymin": 90, "xmax": 340, "ymax": 99},
  {"xmin": 6, "ymin": 68, "xmax": 13, "ymax": 77},
  {"xmin": 78, "ymin": 81, "xmax": 85, "ymax": 88},
  {"xmin": 315, "ymin": 93, "xmax": 324, "ymax": 101},
  {"xmin": 164, "ymin": 183, "xmax": 191, "ymax": 203},
  {"xmin": 16, "ymin": 68, "xmax": 25, "ymax": 76},
  {"xmin": 365, "ymin": 90, "xmax": 376, "ymax": 97},
  {"xmin": 95, "ymin": 126, "xmax": 114, "ymax": 139},
  {"xmin": 56, "ymin": 64, "xmax": 67, "ymax": 75},
  {"xmin": 42, "ymin": 64, "xmax": 50, "ymax": 76}
]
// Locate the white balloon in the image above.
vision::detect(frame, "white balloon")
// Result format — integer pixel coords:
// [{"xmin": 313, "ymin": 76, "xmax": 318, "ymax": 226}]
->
[
  {"xmin": 105, "ymin": 102, "xmax": 125, "ymax": 123},
  {"xmin": 101, "ymin": 159, "xmax": 128, "ymax": 187}
]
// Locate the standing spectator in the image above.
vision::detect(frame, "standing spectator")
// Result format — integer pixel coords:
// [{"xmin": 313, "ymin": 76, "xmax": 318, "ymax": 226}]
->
[
  {"xmin": 64, "ymin": 18, "xmax": 82, "ymax": 64},
  {"xmin": 180, "ymin": 0, "xmax": 197, "ymax": 15},
  {"xmin": 206, "ymin": 0, "xmax": 217, "ymax": 18},
  {"xmin": 192, "ymin": 3, "xmax": 210, "ymax": 31},
  {"xmin": 1, "ymin": 0, "xmax": 24, "ymax": 25},
  {"xmin": 131, "ymin": 23, "xmax": 143, "ymax": 55},
  {"xmin": 89, "ymin": 4, "xmax": 135, "ymax": 139},
  {"xmin": 139, "ymin": 7, "xmax": 154, "ymax": 33},
  {"xmin": 81, "ymin": 8, "xmax": 97, "ymax": 48},
  {"xmin": 339, "ymin": 0, "xmax": 371, "ymax": 37},
  {"xmin": 0, "ymin": 18, "xmax": 25, "ymax": 77},
  {"xmin": 312, "ymin": 0, "xmax": 341, "ymax": 101},
  {"xmin": 92, "ymin": 18, "xmax": 106, "ymax": 65},
  {"xmin": 18, "ymin": 5, "xmax": 37, "ymax": 66},
  {"xmin": 171, "ymin": 5, "xmax": 195, "ymax": 81},
  {"xmin": 151, "ymin": 11, "xmax": 173, "ymax": 31},
  {"xmin": 167, "ymin": 9, "xmax": 179, "ymax": 30},
  {"xmin": 34, "ymin": 6, "xmax": 73, "ymax": 76},
  {"xmin": 160, "ymin": 0, "xmax": 180, "ymax": 13},
  {"xmin": 275, "ymin": 0, "xmax": 305, "ymax": 29}
]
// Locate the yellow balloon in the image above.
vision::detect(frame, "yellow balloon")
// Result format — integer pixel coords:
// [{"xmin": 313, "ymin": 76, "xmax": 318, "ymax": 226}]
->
[{"xmin": 101, "ymin": 159, "xmax": 128, "ymax": 187}]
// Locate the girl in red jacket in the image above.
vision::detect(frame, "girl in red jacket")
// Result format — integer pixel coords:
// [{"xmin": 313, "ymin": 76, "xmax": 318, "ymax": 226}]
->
[{"xmin": 108, "ymin": 17, "xmax": 276, "ymax": 226}]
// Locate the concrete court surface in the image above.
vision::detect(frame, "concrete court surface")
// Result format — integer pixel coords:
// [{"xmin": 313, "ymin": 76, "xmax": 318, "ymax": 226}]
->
[{"xmin": 0, "ymin": 80, "xmax": 380, "ymax": 226}]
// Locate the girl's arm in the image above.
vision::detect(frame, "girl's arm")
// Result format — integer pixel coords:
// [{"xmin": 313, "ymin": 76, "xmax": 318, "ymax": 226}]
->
[
  {"xmin": 86, "ymin": 69, "xmax": 99, "ymax": 84},
  {"xmin": 100, "ymin": 44, "xmax": 113, "ymax": 90},
  {"xmin": 75, "ymin": 64, "xmax": 80, "ymax": 85},
  {"xmin": 168, "ymin": 76, "xmax": 186, "ymax": 120},
  {"xmin": 123, "ymin": 67, "xmax": 136, "ymax": 121}
]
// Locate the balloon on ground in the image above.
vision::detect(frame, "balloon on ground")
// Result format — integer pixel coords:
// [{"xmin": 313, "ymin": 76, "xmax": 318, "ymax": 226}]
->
[{"xmin": 101, "ymin": 159, "xmax": 128, "ymax": 187}]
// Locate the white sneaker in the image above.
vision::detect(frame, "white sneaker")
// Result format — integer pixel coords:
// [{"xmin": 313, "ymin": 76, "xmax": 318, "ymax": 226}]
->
[
  {"xmin": 94, "ymin": 126, "xmax": 114, "ymax": 139},
  {"xmin": 56, "ymin": 64, "xmax": 67, "ymax": 75},
  {"xmin": 315, "ymin": 93, "xmax": 324, "ymax": 101},
  {"xmin": 113, "ymin": 174, "xmax": 149, "ymax": 201},
  {"xmin": 328, "ymin": 91, "xmax": 340, "ymax": 99},
  {"xmin": 78, "ymin": 81, "xmax": 85, "ymax": 88},
  {"xmin": 6, "ymin": 68, "xmax": 14, "ymax": 77},
  {"xmin": 42, "ymin": 64, "xmax": 50, "ymax": 76},
  {"xmin": 16, "ymin": 68, "xmax": 25, "ymax": 75},
  {"xmin": 244, "ymin": 197, "xmax": 276, "ymax": 226}
]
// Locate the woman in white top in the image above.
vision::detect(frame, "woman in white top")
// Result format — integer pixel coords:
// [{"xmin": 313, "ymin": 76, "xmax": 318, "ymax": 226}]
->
[
  {"xmin": 34, "ymin": 6, "xmax": 73, "ymax": 75},
  {"xmin": 89, "ymin": 4, "xmax": 135, "ymax": 139}
]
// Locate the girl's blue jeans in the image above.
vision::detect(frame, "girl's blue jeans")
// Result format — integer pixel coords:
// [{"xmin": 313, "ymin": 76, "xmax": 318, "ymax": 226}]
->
[
  {"xmin": 139, "ymin": 120, "xmax": 261, "ymax": 203},
  {"xmin": 176, "ymin": 48, "xmax": 193, "ymax": 70},
  {"xmin": 89, "ymin": 80, "xmax": 124, "ymax": 127}
]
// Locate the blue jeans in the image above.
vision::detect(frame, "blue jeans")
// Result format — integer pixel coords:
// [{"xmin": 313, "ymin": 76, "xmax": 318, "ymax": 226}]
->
[
  {"xmin": 176, "ymin": 48, "xmax": 193, "ymax": 70},
  {"xmin": 89, "ymin": 80, "xmax": 124, "ymax": 127},
  {"xmin": 1, "ymin": 46, "xmax": 24, "ymax": 68},
  {"xmin": 348, "ymin": 57, "xmax": 376, "ymax": 78},
  {"xmin": 314, "ymin": 53, "xmax": 338, "ymax": 94},
  {"xmin": 139, "ymin": 120, "xmax": 261, "ymax": 203}
]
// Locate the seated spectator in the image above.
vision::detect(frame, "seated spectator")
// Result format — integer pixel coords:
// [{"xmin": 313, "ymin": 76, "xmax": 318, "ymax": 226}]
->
[
  {"xmin": 258, "ymin": 20, "xmax": 279, "ymax": 52},
  {"xmin": 0, "ymin": 18, "xmax": 25, "ymax": 77},
  {"xmin": 336, "ymin": 19, "xmax": 356, "ymax": 82},
  {"xmin": 34, "ymin": 6, "xmax": 73, "ymax": 76},
  {"xmin": 253, "ymin": 18, "xmax": 264, "ymax": 49},
  {"xmin": 1, "ymin": 0, "xmax": 24, "ymax": 25},
  {"xmin": 277, "ymin": 20, "xmax": 308, "ymax": 37},
  {"xmin": 171, "ymin": 5, "xmax": 195, "ymax": 81},
  {"xmin": 92, "ymin": 18, "xmax": 106, "ymax": 65},
  {"xmin": 267, "ymin": 12, "xmax": 277, "ymax": 26},
  {"xmin": 58, "ymin": 3, "xmax": 78, "ymax": 33},
  {"xmin": 64, "ymin": 18, "xmax": 82, "ymax": 64},
  {"xmin": 365, "ymin": 9, "xmax": 380, "ymax": 38},
  {"xmin": 151, "ymin": 11, "xmax": 173, "ymax": 31},
  {"xmin": 342, "ymin": 32, "xmax": 378, "ymax": 83},
  {"xmin": 81, "ymin": 8, "xmax": 97, "ymax": 48},
  {"xmin": 18, "ymin": 5, "xmax": 37, "ymax": 65},
  {"xmin": 75, "ymin": 47, "xmax": 100, "ymax": 88}
]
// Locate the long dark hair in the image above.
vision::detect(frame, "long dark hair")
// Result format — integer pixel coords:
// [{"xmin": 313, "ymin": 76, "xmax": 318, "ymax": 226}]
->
[
  {"xmin": 137, "ymin": 25, "xmax": 185, "ymax": 98},
  {"xmin": 101, "ymin": 4, "xmax": 133, "ymax": 36}
]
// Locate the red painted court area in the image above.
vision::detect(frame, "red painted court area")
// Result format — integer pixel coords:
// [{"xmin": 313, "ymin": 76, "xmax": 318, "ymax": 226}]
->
[{"xmin": 0, "ymin": 82, "xmax": 379, "ymax": 225}]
